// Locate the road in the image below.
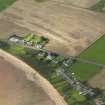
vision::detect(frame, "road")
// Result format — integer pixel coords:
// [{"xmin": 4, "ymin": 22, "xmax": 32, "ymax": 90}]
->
[{"xmin": 9, "ymin": 41, "xmax": 105, "ymax": 68}]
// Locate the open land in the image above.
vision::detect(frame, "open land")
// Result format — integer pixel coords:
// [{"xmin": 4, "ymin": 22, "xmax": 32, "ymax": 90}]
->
[
  {"xmin": 0, "ymin": 0, "xmax": 16, "ymax": 11},
  {"xmin": 70, "ymin": 35, "xmax": 105, "ymax": 81},
  {"xmin": 0, "ymin": 49, "xmax": 67, "ymax": 105},
  {"xmin": 0, "ymin": 42, "xmax": 95, "ymax": 105},
  {"xmin": 0, "ymin": 51, "xmax": 55, "ymax": 105},
  {"xmin": 53, "ymin": 0, "xmax": 100, "ymax": 8},
  {"xmin": 1, "ymin": 0, "xmax": 105, "ymax": 56},
  {"xmin": 89, "ymin": 0, "xmax": 105, "ymax": 12},
  {"xmin": 0, "ymin": 0, "xmax": 105, "ymax": 105},
  {"xmin": 89, "ymin": 69, "xmax": 105, "ymax": 89}
]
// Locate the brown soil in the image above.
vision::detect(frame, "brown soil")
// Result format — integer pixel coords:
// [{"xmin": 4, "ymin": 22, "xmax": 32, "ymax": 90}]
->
[
  {"xmin": 0, "ymin": 0, "xmax": 105, "ymax": 56},
  {"xmin": 0, "ymin": 49, "xmax": 67, "ymax": 105},
  {"xmin": 0, "ymin": 53, "xmax": 55, "ymax": 105},
  {"xmin": 53, "ymin": 0, "xmax": 100, "ymax": 8},
  {"xmin": 88, "ymin": 69, "xmax": 105, "ymax": 90}
]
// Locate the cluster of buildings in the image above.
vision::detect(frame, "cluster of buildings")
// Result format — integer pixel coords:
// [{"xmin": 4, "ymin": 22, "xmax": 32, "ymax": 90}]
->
[
  {"xmin": 9, "ymin": 34, "xmax": 49, "ymax": 49},
  {"xmin": 37, "ymin": 50, "xmax": 74, "ymax": 66},
  {"xmin": 9, "ymin": 33, "xmax": 105, "ymax": 104},
  {"xmin": 56, "ymin": 68, "xmax": 95, "ymax": 97}
]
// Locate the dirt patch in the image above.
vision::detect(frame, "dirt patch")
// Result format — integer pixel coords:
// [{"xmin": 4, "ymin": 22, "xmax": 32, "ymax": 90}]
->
[{"xmin": 88, "ymin": 69, "xmax": 105, "ymax": 89}]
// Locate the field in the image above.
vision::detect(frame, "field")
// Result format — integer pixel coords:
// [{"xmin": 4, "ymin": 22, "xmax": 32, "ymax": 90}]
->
[
  {"xmin": 90, "ymin": 0, "xmax": 105, "ymax": 11},
  {"xmin": 1, "ymin": 0, "xmax": 105, "ymax": 56},
  {"xmin": 0, "ymin": 0, "xmax": 16, "ymax": 11},
  {"xmin": 0, "ymin": 51, "xmax": 55, "ymax": 105},
  {"xmin": 78, "ymin": 35, "xmax": 105, "ymax": 63},
  {"xmin": 70, "ymin": 35, "xmax": 105, "ymax": 81},
  {"xmin": 89, "ymin": 69, "xmax": 105, "ymax": 89},
  {"xmin": 0, "ymin": 41, "xmax": 96, "ymax": 105},
  {"xmin": 53, "ymin": 0, "xmax": 100, "ymax": 8},
  {"xmin": 1, "ymin": 0, "xmax": 105, "ymax": 105}
]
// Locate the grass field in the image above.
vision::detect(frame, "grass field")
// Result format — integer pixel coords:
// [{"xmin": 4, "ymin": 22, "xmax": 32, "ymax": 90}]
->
[
  {"xmin": 70, "ymin": 35, "xmax": 105, "ymax": 81},
  {"xmin": 90, "ymin": 0, "xmax": 105, "ymax": 11},
  {"xmin": 0, "ymin": 0, "xmax": 16, "ymax": 11}
]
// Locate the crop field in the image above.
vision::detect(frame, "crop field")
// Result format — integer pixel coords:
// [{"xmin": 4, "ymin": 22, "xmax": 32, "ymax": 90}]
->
[
  {"xmin": 53, "ymin": 0, "xmax": 100, "ymax": 8},
  {"xmin": 0, "ymin": 0, "xmax": 16, "ymax": 11},
  {"xmin": 1, "ymin": 0, "xmax": 105, "ymax": 105},
  {"xmin": 1, "ymin": 0, "xmax": 105, "ymax": 56},
  {"xmin": 89, "ymin": 69, "xmax": 105, "ymax": 89},
  {"xmin": 70, "ymin": 35, "xmax": 105, "ymax": 81}
]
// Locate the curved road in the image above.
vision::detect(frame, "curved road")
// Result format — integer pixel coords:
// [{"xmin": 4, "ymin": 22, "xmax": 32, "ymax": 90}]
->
[{"xmin": 0, "ymin": 49, "xmax": 67, "ymax": 105}]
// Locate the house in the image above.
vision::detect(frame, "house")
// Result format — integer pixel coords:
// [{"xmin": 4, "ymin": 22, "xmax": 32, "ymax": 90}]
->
[
  {"xmin": 52, "ymin": 55, "xmax": 65, "ymax": 64},
  {"xmin": 9, "ymin": 35, "xmax": 24, "ymax": 44},
  {"xmin": 9, "ymin": 35, "xmax": 20, "ymax": 42},
  {"xmin": 37, "ymin": 51, "xmax": 47, "ymax": 58},
  {"xmin": 36, "ymin": 44, "xmax": 42, "ymax": 49},
  {"xmin": 46, "ymin": 52, "xmax": 58, "ymax": 60}
]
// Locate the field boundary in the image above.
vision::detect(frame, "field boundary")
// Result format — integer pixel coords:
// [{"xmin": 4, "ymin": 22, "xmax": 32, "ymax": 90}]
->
[{"xmin": 77, "ymin": 34, "xmax": 105, "ymax": 57}]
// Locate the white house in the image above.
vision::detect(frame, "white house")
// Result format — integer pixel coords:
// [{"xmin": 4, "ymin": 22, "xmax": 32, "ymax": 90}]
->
[{"xmin": 9, "ymin": 35, "xmax": 23, "ymax": 43}]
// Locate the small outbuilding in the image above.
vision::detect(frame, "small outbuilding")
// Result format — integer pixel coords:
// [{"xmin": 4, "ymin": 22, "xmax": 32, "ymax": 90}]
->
[{"xmin": 9, "ymin": 35, "xmax": 22, "ymax": 43}]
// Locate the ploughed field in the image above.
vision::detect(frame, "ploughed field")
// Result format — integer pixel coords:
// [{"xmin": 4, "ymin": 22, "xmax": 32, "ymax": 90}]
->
[
  {"xmin": 53, "ymin": 0, "xmax": 100, "ymax": 8},
  {"xmin": 0, "ymin": 54, "xmax": 55, "ymax": 105},
  {"xmin": 1, "ymin": 0, "xmax": 105, "ymax": 56}
]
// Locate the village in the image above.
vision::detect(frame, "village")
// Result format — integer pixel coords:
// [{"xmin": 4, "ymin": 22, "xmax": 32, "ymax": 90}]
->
[{"xmin": 8, "ymin": 33, "xmax": 105, "ymax": 105}]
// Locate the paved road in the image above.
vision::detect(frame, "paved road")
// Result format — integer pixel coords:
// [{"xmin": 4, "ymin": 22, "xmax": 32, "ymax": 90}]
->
[
  {"xmin": 20, "ymin": 44, "xmax": 105, "ymax": 68},
  {"xmin": 75, "ymin": 58, "xmax": 105, "ymax": 68},
  {"xmin": 9, "ymin": 41, "xmax": 105, "ymax": 68}
]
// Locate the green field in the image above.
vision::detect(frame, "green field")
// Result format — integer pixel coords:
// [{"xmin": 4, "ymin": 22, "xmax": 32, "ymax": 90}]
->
[
  {"xmin": 0, "ymin": 0, "xmax": 16, "ymax": 11},
  {"xmin": 70, "ymin": 35, "xmax": 105, "ymax": 81},
  {"xmin": 89, "ymin": 0, "xmax": 105, "ymax": 12}
]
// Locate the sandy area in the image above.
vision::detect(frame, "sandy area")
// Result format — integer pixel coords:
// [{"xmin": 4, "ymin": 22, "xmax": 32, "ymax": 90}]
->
[
  {"xmin": 0, "ymin": 0, "xmax": 105, "ymax": 56},
  {"xmin": 0, "ymin": 49, "xmax": 67, "ymax": 105}
]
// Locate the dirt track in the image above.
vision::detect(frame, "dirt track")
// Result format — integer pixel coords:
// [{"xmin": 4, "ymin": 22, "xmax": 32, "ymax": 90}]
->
[{"xmin": 0, "ymin": 49, "xmax": 67, "ymax": 105}]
